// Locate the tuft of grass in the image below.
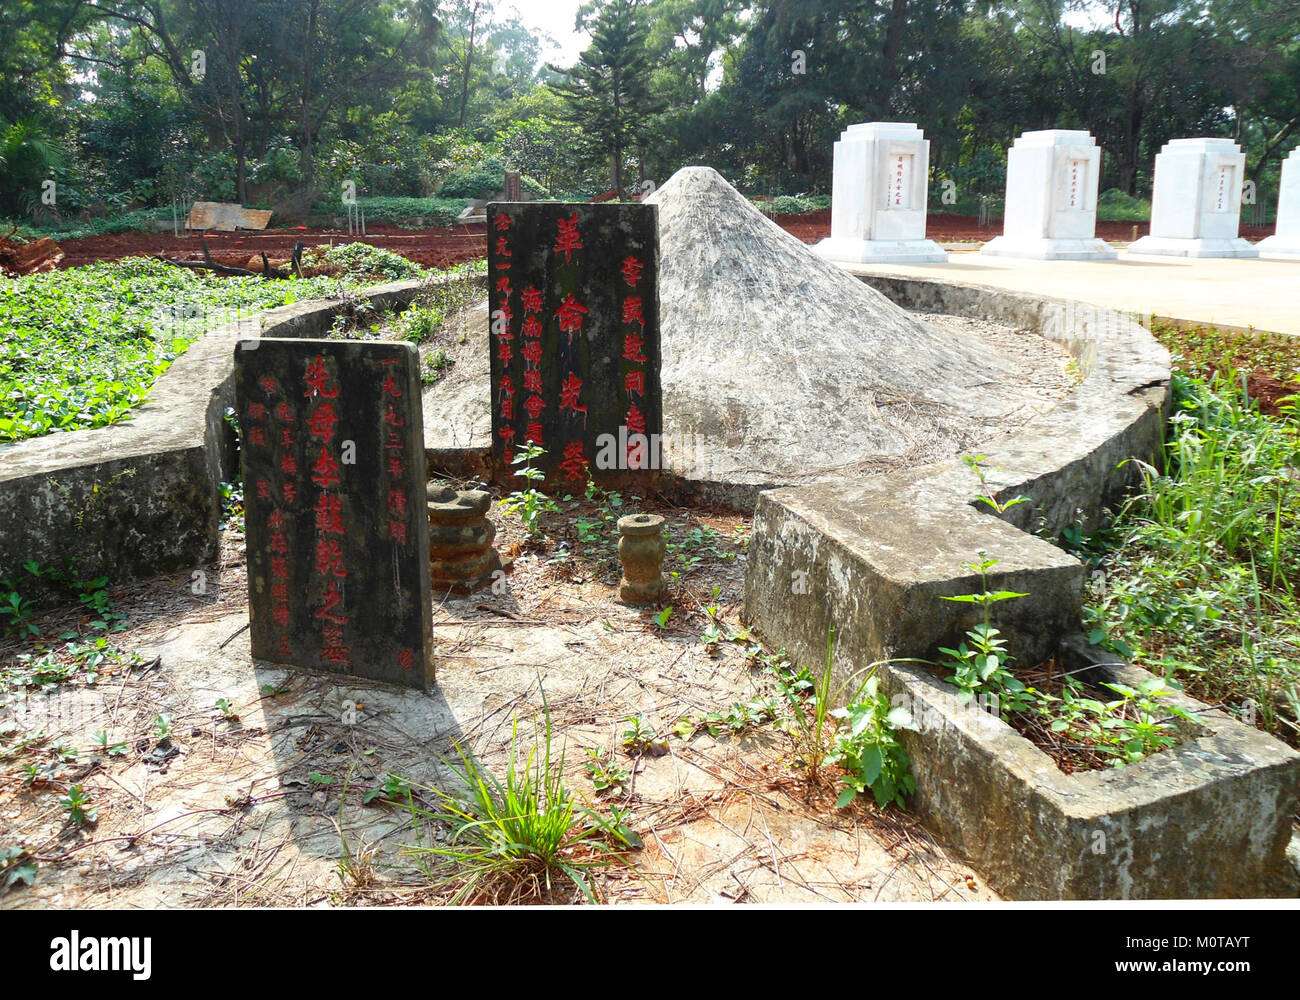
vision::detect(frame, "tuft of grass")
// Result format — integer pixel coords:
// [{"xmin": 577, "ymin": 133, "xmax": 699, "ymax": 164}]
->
[{"xmin": 398, "ymin": 696, "xmax": 637, "ymax": 904}]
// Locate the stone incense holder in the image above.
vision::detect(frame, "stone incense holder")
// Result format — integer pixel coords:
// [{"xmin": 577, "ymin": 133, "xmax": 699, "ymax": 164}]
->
[
  {"xmin": 616, "ymin": 513, "xmax": 666, "ymax": 604},
  {"xmin": 427, "ymin": 483, "xmax": 501, "ymax": 594}
]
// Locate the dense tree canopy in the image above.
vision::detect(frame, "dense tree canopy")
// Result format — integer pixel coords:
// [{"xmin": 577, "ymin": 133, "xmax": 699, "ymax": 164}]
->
[{"xmin": 2, "ymin": 0, "xmax": 1299, "ymax": 221}]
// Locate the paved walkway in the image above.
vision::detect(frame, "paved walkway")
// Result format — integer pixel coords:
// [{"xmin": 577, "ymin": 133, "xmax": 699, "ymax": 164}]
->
[{"xmin": 839, "ymin": 247, "xmax": 1300, "ymax": 336}]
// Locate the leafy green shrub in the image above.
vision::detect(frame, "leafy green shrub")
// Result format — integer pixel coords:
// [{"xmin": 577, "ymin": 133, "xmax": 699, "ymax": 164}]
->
[
  {"xmin": 1097, "ymin": 188, "xmax": 1151, "ymax": 222},
  {"xmin": 305, "ymin": 242, "xmax": 425, "ymax": 282},
  {"xmin": 308, "ymin": 196, "xmax": 466, "ymax": 228},
  {"xmin": 436, "ymin": 158, "xmax": 549, "ymax": 200},
  {"xmin": 778, "ymin": 627, "xmax": 917, "ymax": 807},
  {"xmin": 762, "ymin": 194, "xmax": 831, "ymax": 215},
  {"xmin": 499, "ymin": 442, "xmax": 560, "ymax": 534},
  {"xmin": 828, "ymin": 674, "xmax": 918, "ymax": 808}
]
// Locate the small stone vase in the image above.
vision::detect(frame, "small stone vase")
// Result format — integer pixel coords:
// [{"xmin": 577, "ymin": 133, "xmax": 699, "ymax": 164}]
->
[
  {"xmin": 617, "ymin": 513, "xmax": 666, "ymax": 604},
  {"xmin": 428, "ymin": 484, "xmax": 501, "ymax": 593}
]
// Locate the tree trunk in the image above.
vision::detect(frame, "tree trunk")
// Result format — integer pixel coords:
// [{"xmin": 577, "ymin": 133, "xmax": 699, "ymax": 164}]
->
[
  {"xmin": 882, "ymin": 0, "xmax": 908, "ymax": 87},
  {"xmin": 299, "ymin": 0, "xmax": 320, "ymax": 195},
  {"xmin": 459, "ymin": 1, "xmax": 480, "ymax": 129},
  {"xmin": 227, "ymin": 34, "xmax": 247, "ymax": 203}
]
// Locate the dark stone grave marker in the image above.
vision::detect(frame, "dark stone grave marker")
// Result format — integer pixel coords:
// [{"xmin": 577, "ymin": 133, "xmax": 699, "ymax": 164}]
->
[
  {"xmin": 234, "ymin": 338, "xmax": 434, "ymax": 688},
  {"xmin": 487, "ymin": 202, "xmax": 660, "ymax": 488}
]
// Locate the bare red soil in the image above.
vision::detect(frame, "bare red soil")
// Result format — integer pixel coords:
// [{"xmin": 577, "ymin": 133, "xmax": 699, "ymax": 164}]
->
[
  {"xmin": 44, "ymin": 211, "xmax": 1278, "ymax": 272},
  {"xmin": 775, "ymin": 208, "xmax": 1277, "ymax": 245},
  {"xmin": 54, "ymin": 221, "xmax": 489, "ymax": 271}
]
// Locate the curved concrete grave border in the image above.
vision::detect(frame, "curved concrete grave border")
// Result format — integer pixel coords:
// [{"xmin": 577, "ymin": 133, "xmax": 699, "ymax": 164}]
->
[
  {"xmin": 744, "ymin": 273, "xmax": 1300, "ymax": 899},
  {"xmin": 0, "ymin": 273, "xmax": 484, "ymax": 584},
  {"xmin": 4, "ymin": 262, "xmax": 1295, "ymax": 899}
]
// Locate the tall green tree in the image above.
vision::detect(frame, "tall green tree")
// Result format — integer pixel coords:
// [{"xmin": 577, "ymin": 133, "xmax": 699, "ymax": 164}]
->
[{"xmin": 553, "ymin": 0, "xmax": 663, "ymax": 198}]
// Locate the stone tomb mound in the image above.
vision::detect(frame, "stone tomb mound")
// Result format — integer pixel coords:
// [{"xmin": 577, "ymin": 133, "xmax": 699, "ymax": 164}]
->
[{"xmin": 422, "ymin": 167, "xmax": 1073, "ymax": 496}]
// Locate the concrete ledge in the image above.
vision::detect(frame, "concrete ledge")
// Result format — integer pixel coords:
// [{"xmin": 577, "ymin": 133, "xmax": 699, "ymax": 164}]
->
[
  {"xmin": 1129, "ymin": 235, "xmax": 1259, "ymax": 258},
  {"xmin": 743, "ymin": 270, "xmax": 1300, "ymax": 898},
  {"xmin": 981, "ymin": 235, "xmax": 1118, "ymax": 260},
  {"xmin": 0, "ymin": 275, "xmax": 482, "ymax": 582}
]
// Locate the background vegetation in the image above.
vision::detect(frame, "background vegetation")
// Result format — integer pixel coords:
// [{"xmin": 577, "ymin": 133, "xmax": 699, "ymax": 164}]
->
[{"xmin": 1, "ymin": 0, "xmax": 1297, "ymax": 227}]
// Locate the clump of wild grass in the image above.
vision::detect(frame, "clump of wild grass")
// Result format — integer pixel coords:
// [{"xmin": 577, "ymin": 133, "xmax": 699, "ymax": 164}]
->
[
  {"xmin": 399, "ymin": 698, "xmax": 637, "ymax": 905},
  {"xmin": 1083, "ymin": 365, "xmax": 1300, "ymax": 740}
]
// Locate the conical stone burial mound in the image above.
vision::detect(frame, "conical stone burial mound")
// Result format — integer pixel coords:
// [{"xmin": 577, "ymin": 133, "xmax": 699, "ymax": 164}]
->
[{"xmin": 644, "ymin": 167, "xmax": 1031, "ymax": 489}]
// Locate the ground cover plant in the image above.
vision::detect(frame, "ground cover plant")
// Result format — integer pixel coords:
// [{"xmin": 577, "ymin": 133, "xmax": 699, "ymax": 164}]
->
[
  {"xmin": 1147, "ymin": 318, "xmax": 1300, "ymax": 416},
  {"xmin": 0, "ymin": 252, "xmax": 437, "ymax": 443}
]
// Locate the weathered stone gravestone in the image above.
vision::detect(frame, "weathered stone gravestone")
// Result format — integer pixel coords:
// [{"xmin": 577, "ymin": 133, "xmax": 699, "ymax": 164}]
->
[
  {"xmin": 1129, "ymin": 137, "xmax": 1258, "ymax": 258},
  {"xmin": 487, "ymin": 202, "xmax": 661, "ymax": 487},
  {"xmin": 234, "ymin": 339, "xmax": 434, "ymax": 688},
  {"xmin": 814, "ymin": 122, "xmax": 947, "ymax": 264},
  {"xmin": 1257, "ymin": 144, "xmax": 1300, "ymax": 260},
  {"xmin": 982, "ymin": 129, "xmax": 1117, "ymax": 260},
  {"xmin": 504, "ymin": 171, "xmax": 522, "ymax": 201}
]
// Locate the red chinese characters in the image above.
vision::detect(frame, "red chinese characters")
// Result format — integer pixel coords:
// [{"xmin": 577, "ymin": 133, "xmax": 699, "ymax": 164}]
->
[
  {"xmin": 554, "ymin": 213, "xmax": 583, "ymax": 263},
  {"xmin": 303, "ymin": 356, "xmax": 339, "ymax": 399},
  {"xmin": 302, "ymin": 354, "xmax": 349, "ymax": 668},
  {"xmin": 559, "ymin": 372, "xmax": 586, "ymax": 417},
  {"xmin": 315, "ymin": 493, "xmax": 345, "ymax": 536},
  {"xmin": 315, "ymin": 538, "xmax": 347, "ymax": 577},
  {"xmin": 380, "ymin": 359, "xmax": 410, "ymax": 549},
  {"xmin": 622, "ymin": 330, "xmax": 647, "ymax": 364},
  {"xmin": 268, "ymin": 510, "xmax": 291, "ymax": 637},
  {"xmin": 559, "ymin": 440, "xmax": 588, "ymax": 482},
  {"xmin": 492, "ymin": 212, "xmax": 518, "ymax": 461},
  {"xmin": 620, "ymin": 254, "xmax": 649, "ymax": 463},
  {"xmin": 307, "ymin": 402, "xmax": 338, "ymax": 443},
  {"xmin": 494, "ymin": 213, "xmax": 513, "ymax": 271},
  {"xmin": 622, "ymin": 296, "xmax": 645, "ymax": 327},
  {"xmin": 498, "ymin": 375, "xmax": 515, "ymax": 421},
  {"xmin": 555, "ymin": 294, "xmax": 588, "ymax": 337},
  {"xmin": 311, "ymin": 445, "xmax": 341, "ymax": 489}
]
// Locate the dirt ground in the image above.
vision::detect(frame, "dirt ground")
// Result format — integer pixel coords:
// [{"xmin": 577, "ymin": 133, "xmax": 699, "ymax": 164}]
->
[
  {"xmin": 0, "ymin": 491, "xmax": 993, "ymax": 907},
  {"xmin": 53, "ymin": 221, "xmax": 489, "ymax": 271},
  {"xmin": 45, "ymin": 211, "xmax": 1279, "ymax": 274},
  {"xmin": 773, "ymin": 208, "xmax": 1278, "ymax": 245}
]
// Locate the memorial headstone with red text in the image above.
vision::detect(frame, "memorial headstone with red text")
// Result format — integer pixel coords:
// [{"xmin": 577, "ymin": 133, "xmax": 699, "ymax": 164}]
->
[
  {"xmin": 487, "ymin": 202, "xmax": 660, "ymax": 487},
  {"xmin": 234, "ymin": 339, "xmax": 434, "ymax": 688}
]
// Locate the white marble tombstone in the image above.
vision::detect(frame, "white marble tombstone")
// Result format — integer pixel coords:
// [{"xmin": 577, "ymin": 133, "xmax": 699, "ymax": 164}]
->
[
  {"xmin": 814, "ymin": 122, "xmax": 947, "ymax": 264},
  {"xmin": 1129, "ymin": 138, "xmax": 1258, "ymax": 258},
  {"xmin": 981, "ymin": 129, "xmax": 1116, "ymax": 260},
  {"xmin": 1256, "ymin": 145, "xmax": 1300, "ymax": 261}
]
